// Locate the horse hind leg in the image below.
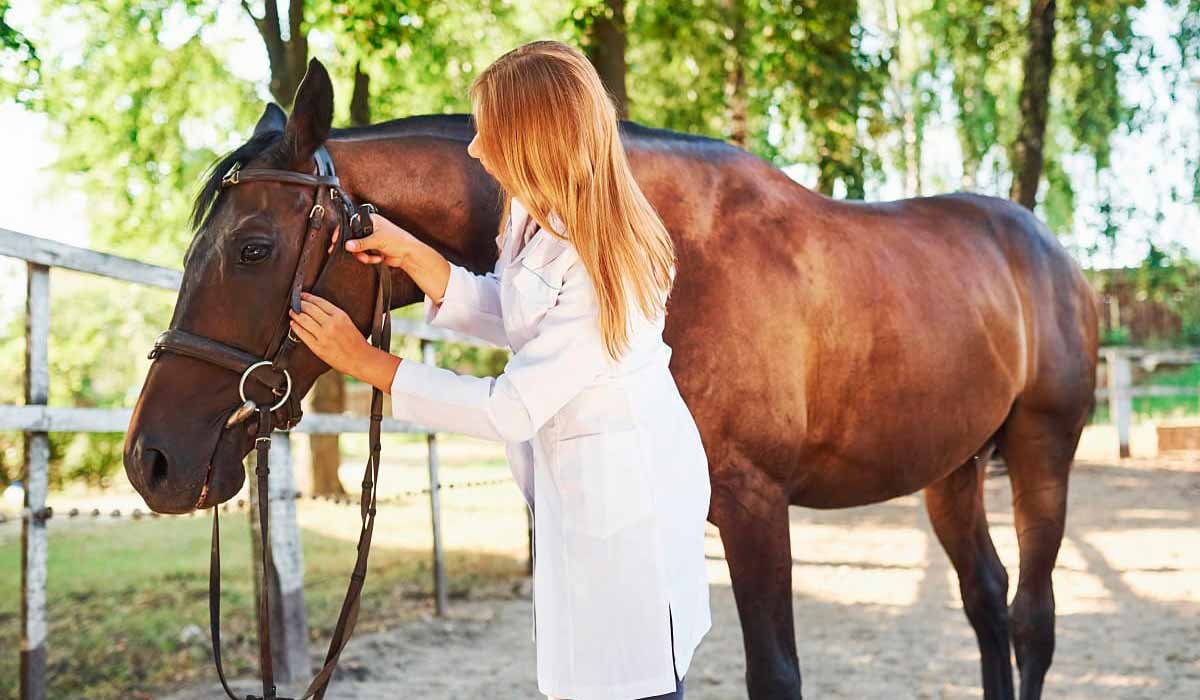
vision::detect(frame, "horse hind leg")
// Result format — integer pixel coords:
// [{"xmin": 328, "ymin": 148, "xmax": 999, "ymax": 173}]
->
[
  {"xmin": 995, "ymin": 402, "xmax": 1081, "ymax": 700},
  {"xmin": 925, "ymin": 449, "xmax": 1014, "ymax": 700}
]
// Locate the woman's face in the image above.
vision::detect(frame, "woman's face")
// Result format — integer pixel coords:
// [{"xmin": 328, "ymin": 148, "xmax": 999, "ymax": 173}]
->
[{"xmin": 467, "ymin": 132, "xmax": 491, "ymax": 176}]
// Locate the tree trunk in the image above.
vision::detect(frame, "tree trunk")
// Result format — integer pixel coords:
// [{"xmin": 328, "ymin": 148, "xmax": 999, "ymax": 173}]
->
[
  {"xmin": 307, "ymin": 373, "xmax": 346, "ymax": 496},
  {"xmin": 241, "ymin": 0, "xmax": 309, "ymax": 106},
  {"xmin": 724, "ymin": 0, "xmax": 748, "ymax": 148},
  {"xmin": 1009, "ymin": 0, "xmax": 1056, "ymax": 210},
  {"xmin": 584, "ymin": 0, "xmax": 628, "ymax": 119}
]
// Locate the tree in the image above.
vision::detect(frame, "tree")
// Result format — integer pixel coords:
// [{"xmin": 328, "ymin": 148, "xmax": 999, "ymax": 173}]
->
[
  {"xmin": 575, "ymin": 0, "xmax": 629, "ymax": 118},
  {"xmin": 627, "ymin": 0, "xmax": 888, "ymax": 197},
  {"xmin": 1009, "ymin": 0, "xmax": 1056, "ymax": 209}
]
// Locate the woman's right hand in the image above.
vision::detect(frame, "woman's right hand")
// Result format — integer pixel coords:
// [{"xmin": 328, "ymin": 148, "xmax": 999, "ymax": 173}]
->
[{"xmin": 344, "ymin": 212, "xmax": 420, "ymax": 268}]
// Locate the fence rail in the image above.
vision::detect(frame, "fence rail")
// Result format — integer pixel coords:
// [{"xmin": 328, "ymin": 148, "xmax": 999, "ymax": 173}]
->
[
  {"xmin": 1100, "ymin": 347, "xmax": 1200, "ymax": 458},
  {"xmin": 1, "ymin": 228, "xmax": 512, "ymax": 700}
]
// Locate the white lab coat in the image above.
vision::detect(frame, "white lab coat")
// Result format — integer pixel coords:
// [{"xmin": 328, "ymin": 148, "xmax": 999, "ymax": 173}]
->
[{"xmin": 388, "ymin": 197, "xmax": 712, "ymax": 699}]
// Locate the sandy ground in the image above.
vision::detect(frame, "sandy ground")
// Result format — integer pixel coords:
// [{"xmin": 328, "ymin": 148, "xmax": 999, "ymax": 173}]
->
[{"xmin": 166, "ymin": 447, "xmax": 1200, "ymax": 700}]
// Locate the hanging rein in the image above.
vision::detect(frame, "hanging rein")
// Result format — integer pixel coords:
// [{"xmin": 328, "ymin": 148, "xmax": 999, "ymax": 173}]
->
[{"xmin": 147, "ymin": 144, "xmax": 391, "ymax": 700}]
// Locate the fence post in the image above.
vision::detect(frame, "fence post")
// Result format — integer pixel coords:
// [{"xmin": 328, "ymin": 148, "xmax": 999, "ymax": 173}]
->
[
  {"xmin": 422, "ymin": 339, "xmax": 448, "ymax": 616},
  {"xmin": 21, "ymin": 262, "xmax": 50, "ymax": 700},
  {"xmin": 1105, "ymin": 348, "xmax": 1133, "ymax": 459},
  {"xmin": 248, "ymin": 432, "xmax": 310, "ymax": 685}
]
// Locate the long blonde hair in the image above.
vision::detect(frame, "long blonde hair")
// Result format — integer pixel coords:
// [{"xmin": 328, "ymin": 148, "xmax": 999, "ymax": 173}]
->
[{"xmin": 469, "ymin": 40, "xmax": 676, "ymax": 362}]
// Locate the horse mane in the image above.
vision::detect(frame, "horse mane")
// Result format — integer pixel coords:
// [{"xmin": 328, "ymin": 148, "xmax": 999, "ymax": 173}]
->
[
  {"xmin": 190, "ymin": 113, "xmax": 730, "ymax": 234},
  {"xmin": 190, "ymin": 129, "xmax": 288, "ymax": 232}
]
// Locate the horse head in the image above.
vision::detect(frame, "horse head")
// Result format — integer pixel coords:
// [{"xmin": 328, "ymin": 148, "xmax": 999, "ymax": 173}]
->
[{"xmin": 123, "ymin": 59, "xmax": 382, "ymax": 514}]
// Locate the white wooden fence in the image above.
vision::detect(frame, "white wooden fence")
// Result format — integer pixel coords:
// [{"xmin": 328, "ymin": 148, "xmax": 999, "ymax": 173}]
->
[
  {"xmin": 0, "ymin": 228, "xmax": 512, "ymax": 699},
  {"xmin": 1098, "ymin": 347, "xmax": 1200, "ymax": 457}
]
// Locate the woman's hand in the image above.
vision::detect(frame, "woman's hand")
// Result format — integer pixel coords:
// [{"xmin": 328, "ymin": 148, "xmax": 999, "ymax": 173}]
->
[
  {"xmin": 288, "ymin": 293, "xmax": 368, "ymax": 375},
  {"xmin": 289, "ymin": 293, "xmax": 401, "ymax": 391},
  {"xmin": 344, "ymin": 212, "xmax": 420, "ymax": 267}
]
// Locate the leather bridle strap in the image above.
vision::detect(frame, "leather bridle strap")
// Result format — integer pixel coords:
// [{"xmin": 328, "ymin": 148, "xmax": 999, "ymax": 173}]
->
[
  {"xmin": 150, "ymin": 329, "xmax": 290, "ymax": 393},
  {"xmin": 185, "ymin": 145, "xmax": 391, "ymax": 700},
  {"xmin": 207, "ymin": 273, "xmax": 391, "ymax": 700},
  {"xmin": 209, "ymin": 409, "xmax": 277, "ymax": 700},
  {"xmin": 299, "ymin": 258, "xmax": 391, "ymax": 700},
  {"xmin": 222, "ymin": 163, "xmax": 341, "ymax": 189}
]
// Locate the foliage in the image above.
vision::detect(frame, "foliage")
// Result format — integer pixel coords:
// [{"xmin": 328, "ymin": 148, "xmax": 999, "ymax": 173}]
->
[
  {"xmin": 570, "ymin": 0, "xmax": 890, "ymax": 197},
  {"xmin": 309, "ymin": 0, "xmax": 520, "ymax": 120},
  {"xmin": 0, "ymin": 0, "xmax": 39, "ymax": 104}
]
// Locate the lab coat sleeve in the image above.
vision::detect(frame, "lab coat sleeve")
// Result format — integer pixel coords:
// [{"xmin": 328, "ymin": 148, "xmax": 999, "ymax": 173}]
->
[
  {"xmin": 390, "ymin": 259, "xmax": 613, "ymax": 442},
  {"xmin": 422, "ymin": 261, "xmax": 508, "ymax": 347}
]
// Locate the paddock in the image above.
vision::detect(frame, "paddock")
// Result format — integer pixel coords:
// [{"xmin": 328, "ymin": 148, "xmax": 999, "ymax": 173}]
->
[
  {"xmin": 148, "ymin": 445, "xmax": 1199, "ymax": 700},
  {"xmin": 1, "ymin": 229, "xmax": 1198, "ymax": 698}
]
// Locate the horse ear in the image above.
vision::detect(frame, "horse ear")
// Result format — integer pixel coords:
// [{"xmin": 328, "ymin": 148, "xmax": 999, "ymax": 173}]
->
[
  {"xmin": 253, "ymin": 103, "xmax": 287, "ymax": 137},
  {"xmin": 283, "ymin": 58, "xmax": 334, "ymax": 165}
]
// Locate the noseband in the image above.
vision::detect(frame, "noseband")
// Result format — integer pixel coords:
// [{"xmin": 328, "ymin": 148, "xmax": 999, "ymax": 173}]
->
[{"xmin": 148, "ymin": 144, "xmax": 391, "ymax": 700}]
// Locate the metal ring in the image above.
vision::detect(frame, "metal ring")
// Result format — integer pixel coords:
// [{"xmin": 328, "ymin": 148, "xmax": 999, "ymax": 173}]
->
[{"xmin": 238, "ymin": 361, "xmax": 292, "ymax": 412}]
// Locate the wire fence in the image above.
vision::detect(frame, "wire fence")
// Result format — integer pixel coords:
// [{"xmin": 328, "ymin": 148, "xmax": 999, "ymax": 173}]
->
[{"xmin": 0, "ymin": 477, "xmax": 514, "ymax": 525}]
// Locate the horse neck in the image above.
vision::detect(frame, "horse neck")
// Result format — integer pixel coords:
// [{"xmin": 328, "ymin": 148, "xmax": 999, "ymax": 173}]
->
[{"xmin": 325, "ymin": 133, "xmax": 501, "ymax": 309}]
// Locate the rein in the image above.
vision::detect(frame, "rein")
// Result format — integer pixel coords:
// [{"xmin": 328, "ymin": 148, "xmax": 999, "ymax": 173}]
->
[{"xmin": 148, "ymin": 144, "xmax": 391, "ymax": 700}]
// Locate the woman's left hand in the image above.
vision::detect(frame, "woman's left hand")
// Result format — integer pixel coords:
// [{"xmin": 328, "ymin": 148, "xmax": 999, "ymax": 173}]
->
[{"xmin": 288, "ymin": 292, "xmax": 367, "ymax": 376}]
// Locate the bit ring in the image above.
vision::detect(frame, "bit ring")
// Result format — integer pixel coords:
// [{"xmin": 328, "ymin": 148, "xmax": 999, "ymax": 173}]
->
[{"xmin": 239, "ymin": 361, "xmax": 292, "ymax": 412}]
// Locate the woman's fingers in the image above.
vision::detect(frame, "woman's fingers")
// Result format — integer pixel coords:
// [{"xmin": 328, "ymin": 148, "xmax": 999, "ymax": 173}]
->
[
  {"xmin": 298, "ymin": 298, "xmax": 331, "ymax": 321},
  {"xmin": 353, "ymin": 252, "xmax": 383, "ymax": 264},
  {"xmin": 345, "ymin": 232, "xmax": 388, "ymax": 254},
  {"xmin": 301, "ymin": 293, "xmax": 341, "ymax": 316},
  {"xmin": 288, "ymin": 309, "xmax": 321, "ymax": 337},
  {"xmin": 289, "ymin": 318, "xmax": 318, "ymax": 347}
]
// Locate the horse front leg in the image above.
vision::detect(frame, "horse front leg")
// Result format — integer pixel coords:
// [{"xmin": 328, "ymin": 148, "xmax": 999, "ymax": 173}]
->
[{"xmin": 711, "ymin": 463, "xmax": 802, "ymax": 699}]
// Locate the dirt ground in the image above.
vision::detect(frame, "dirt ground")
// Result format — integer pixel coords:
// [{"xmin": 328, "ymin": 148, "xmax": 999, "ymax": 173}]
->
[{"xmin": 168, "ymin": 449, "xmax": 1200, "ymax": 700}]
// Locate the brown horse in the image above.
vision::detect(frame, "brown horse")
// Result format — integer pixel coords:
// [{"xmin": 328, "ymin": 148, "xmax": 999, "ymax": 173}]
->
[{"xmin": 125, "ymin": 60, "xmax": 1098, "ymax": 700}]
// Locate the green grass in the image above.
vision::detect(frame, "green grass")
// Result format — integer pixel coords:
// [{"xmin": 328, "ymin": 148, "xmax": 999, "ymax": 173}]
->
[
  {"xmin": 0, "ymin": 515, "xmax": 525, "ymax": 699},
  {"xmin": 1090, "ymin": 363, "xmax": 1200, "ymax": 424}
]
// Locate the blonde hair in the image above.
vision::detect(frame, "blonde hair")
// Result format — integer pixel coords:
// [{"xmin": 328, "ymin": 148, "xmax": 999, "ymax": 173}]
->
[{"xmin": 469, "ymin": 40, "xmax": 676, "ymax": 362}]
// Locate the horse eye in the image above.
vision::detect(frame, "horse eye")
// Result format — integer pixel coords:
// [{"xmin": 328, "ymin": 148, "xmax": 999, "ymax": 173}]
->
[{"xmin": 239, "ymin": 243, "xmax": 272, "ymax": 264}]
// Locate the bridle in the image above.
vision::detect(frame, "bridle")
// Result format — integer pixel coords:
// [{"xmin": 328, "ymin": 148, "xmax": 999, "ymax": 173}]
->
[{"xmin": 147, "ymin": 144, "xmax": 391, "ymax": 700}]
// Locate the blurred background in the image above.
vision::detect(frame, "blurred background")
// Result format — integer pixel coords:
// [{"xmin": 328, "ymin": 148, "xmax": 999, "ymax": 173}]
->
[{"xmin": 1, "ymin": 1, "xmax": 1198, "ymax": 698}]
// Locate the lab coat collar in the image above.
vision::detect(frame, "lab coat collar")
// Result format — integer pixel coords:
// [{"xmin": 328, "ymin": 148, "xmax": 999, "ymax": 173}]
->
[{"xmin": 510, "ymin": 196, "xmax": 570, "ymax": 270}]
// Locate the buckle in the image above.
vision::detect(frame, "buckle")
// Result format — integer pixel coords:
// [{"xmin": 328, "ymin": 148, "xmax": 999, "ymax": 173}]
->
[
  {"xmin": 220, "ymin": 163, "xmax": 241, "ymax": 188},
  {"xmin": 309, "ymin": 203, "xmax": 325, "ymax": 227},
  {"xmin": 350, "ymin": 203, "xmax": 377, "ymax": 237}
]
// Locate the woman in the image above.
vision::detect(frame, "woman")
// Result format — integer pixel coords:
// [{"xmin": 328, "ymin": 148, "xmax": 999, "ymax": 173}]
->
[{"xmin": 289, "ymin": 40, "xmax": 711, "ymax": 700}]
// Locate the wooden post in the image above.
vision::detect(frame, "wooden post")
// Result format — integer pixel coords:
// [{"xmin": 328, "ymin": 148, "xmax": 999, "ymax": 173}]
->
[
  {"xmin": 21, "ymin": 262, "xmax": 50, "ymax": 700},
  {"xmin": 422, "ymin": 340, "xmax": 448, "ymax": 616},
  {"xmin": 248, "ymin": 432, "xmax": 310, "ymax": 685},
  {"xmin": 1106, "ymin": 348, "xmax": 1133, "ymax": 459}
]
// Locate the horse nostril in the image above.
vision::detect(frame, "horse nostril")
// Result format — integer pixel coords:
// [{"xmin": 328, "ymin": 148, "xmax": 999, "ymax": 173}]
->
[{"xmin": 145, "ymin": 448, "xmax": 169, "ymax": 489}]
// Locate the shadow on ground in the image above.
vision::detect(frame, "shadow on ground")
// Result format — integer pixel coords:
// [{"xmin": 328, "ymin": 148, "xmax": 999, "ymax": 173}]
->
[{"xmin": 166, "ymin": 458, "xmax": 1199, "ymax": 699}]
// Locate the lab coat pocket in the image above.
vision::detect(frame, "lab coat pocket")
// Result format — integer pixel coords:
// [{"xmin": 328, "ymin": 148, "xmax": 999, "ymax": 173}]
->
[
  {"xmin": 554, "ymin": 384, "xmax": 653, "ymax": 538},
  {"xmin": 510, "ymin": 263, "xmax": 561, "ymax": 328},
  {"xmin": 556, "ymin": 429, "xmax": 653, "ymax": 538}
]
